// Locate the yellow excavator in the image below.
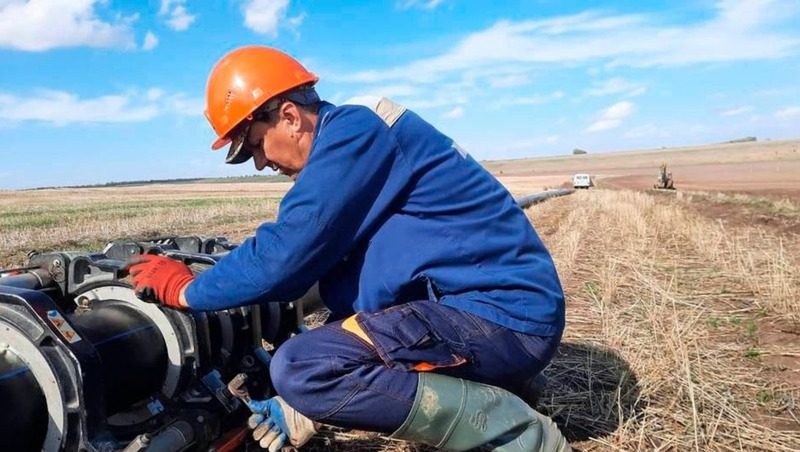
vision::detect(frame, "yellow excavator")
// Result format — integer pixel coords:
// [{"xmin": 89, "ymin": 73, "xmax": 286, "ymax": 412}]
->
[{"xmin": 654, "ymin": 162, "xmax": 675, "ymax": 190}]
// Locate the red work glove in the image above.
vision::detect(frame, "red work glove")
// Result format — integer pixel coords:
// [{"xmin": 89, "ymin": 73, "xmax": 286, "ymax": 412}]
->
[{"xmin": 127, "ymin": 254, "xmax": 195, "ymax": 309}]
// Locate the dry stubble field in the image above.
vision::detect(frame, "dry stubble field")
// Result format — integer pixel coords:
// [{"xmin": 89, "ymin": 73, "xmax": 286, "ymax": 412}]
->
[{"xmin": 1, "ymin": 140, "xmax": 799, "ymax": 450}]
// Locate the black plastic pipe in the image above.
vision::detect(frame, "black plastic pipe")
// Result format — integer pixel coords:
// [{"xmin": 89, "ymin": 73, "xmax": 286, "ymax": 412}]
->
[
  {"xmin": 67, "ymin": 301, "xmax": 169, "ymax": 415},
  {"xmin": 0, "ymin": 344, "xmax": 49, "ymax": 451},
  {"xmin": 515, "ymin": 188, "xmax": 575, "ymax": 209}
]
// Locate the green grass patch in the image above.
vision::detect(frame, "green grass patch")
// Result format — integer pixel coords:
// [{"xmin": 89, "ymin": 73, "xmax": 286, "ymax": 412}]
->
[
  {"xmin": 695, "ymin": 191, "xmax": 800, "ymax": 217},
  {"xmin": 744, "ymin": 347, "xmax": 762, "ymax": 359},
  {"xmin": 756, "ymin": 389, "xmax": 774, "ymax": 405},
  {"xmin": 745, "ymin": 318, "xmax": 758, "ymax": 340},
  {"xmin": 584, "ymin": 281, "xmax": 601, "ymax": 298}
]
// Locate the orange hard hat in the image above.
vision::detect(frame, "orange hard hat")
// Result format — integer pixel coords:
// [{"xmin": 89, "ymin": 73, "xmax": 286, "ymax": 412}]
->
[{"xmin": 204, "ymin": 46, "xmax": 319, "ymax": 151}]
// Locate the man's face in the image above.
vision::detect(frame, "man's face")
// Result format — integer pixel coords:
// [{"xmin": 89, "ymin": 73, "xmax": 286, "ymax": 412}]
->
[{"xmin": 246, "ymin": 103, "xmax": 314, "ymax": 180}]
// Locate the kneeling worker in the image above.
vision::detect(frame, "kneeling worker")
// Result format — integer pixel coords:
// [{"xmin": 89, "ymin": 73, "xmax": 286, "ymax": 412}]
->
[{"xmin": 128, "ymin": 46, "xmax": 569, "ymax": 452}]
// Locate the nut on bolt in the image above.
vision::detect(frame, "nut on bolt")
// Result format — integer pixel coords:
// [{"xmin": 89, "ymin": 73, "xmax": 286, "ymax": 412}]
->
[
  {"xmin": 227, "ymin": 373, "xmax": 251, "ymax": 404},
  {"xmin": 77, "ymin": 296, "xmax": 93, "ymax": 312}
]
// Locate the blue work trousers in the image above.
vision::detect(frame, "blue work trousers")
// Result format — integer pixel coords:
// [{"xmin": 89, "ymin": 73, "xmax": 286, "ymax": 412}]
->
[{"xmin": 269, "ymin": 301, "xmax": 561, "ymax": 433}]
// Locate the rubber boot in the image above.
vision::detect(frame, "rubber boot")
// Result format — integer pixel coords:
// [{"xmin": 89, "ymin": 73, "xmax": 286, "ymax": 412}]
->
[
  {"xmin": 519, "ymin": 373, "xmax": 549, "ymax": 408},
  {"xmin": 391, "ymin": 373, "xmax": 570, "ymax": 452}
]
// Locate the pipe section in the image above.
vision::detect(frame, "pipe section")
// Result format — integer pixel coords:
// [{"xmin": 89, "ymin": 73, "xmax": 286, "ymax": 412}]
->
[
  {"xmin": 0, "ymin": 269, "xmax": 53, "ymax": 290},
  {"xmin": 0, "ymin": 341, "xmax": 48, "ymax": 451},
  {"xmin": 515, "ymin": 188, "xmax": 575, "ymax": 209},
  {"xmin": 67, "ymin": 301, "xmax": 168, "ymax": 415}
]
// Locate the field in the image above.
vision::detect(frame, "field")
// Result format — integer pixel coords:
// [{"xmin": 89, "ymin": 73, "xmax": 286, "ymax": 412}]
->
[
  {"xmin": 1, "ymin": 139, "xmax": 799, "ymax": 450},
  {"xmin": 0, "ymin": 182, "xmax": 292, "ymax": 266},
  {"xmin": 486, "ymin": 138, "xmax": 800, "ymax": 201}
]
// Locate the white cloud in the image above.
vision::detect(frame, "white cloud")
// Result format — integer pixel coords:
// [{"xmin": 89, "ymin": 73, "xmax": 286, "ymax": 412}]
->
[
  {"xmin": 339, "ymin": 1, "xmax": 800, "ymax": 85},
  {"xmin": 491, "ymin": 91, "xmax": 564, "ymax": 109},
  {"xmin": 286, "ymin": 12, "xmax": 306, "ymax": 30},
  {"xmin": 586, "ymin": 101, "xmax": 635, "ymax": 132},
  {"xmin": 146, "ymin": 88, "xmax": 165, "ymax": 101},
  {"xmin": 0, "ymin": 88, "xmax": 203, "ymax": 125},
  {"xmin": 158, "ymin": 0, "xmax": 173, "ymax": 16},
  {"xmin": 165, "ymin": 94, "xmax": 204, "ymax": 117},
  {"xmin": 754, "ymin": 87, "xmax": 796, "ymax": 97},
  {"xmin": 398, "ymin": 0, "xmax": 446, "ymax": 10},
  {"xmin": 720, "ymin": 105, "xmax": 753, "ymax": 116},
  {"xmin": 0, "ymin": 0, "xmax": 137, "ymax": 51},
  {"xmin": 402, "ymin": 94, "xmax": 468, "ymax": 110},
  {"xmin": 361, "ymin": 84, "xmax": 423, "ymax": 99},
  {"xmin": 442, "ymin": 106, "xmax": 464, "ymax": 119},
  {"xmin": 167, "ymin": 6, "xmax": 194, "ymax": 31},
  {"xmin": 624, "ymin": 123, "xmax": 664, "ymax": 139},
  {"xmin": 585, "ymin": 77, "xmax": 646, "ymax": 97},
  {"xmin": 488, "ymin": 74, "xmax": 531, "ymax": 89},
  {"xmin": 774, "ymin": 106, "xmax": 800, "ymax": 118},
  {"xmin": 503, "ymin": 135, "xmax": 560, "ymax": 153},
  {"xmin": 0, "ymin": 90, "xmax": 157, "ymax": 124},
  {"xmin": 242, "ymin": 0, "xmax": 303, "ymax": 36},
  {"xmin": 142, "ymin": 31, "xmax": 158, "ymax": 51},
  {"xmin": 370, "ymin": 80, "xmax": 471, "ymax": 110},
  {"xmin": 159, "ymin": 0, "xmax": 195, "ymax": 31}
]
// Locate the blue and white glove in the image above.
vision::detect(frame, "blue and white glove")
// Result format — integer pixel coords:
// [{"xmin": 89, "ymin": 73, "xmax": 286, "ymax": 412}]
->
[{"xmin": 247, "ymin": 396, "xmax": 319, "ymax": 451}]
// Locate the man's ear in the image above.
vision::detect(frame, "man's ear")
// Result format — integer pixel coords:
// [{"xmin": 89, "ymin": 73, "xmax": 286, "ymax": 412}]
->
[{"xmin": 279, "ymin": 102, "xmax": 302, "ymax": 133}]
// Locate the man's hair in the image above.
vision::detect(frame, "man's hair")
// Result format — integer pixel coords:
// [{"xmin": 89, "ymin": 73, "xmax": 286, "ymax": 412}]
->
[{"xmin": 258, "ymin": 84, "xmax": 321, "ymax": 123}]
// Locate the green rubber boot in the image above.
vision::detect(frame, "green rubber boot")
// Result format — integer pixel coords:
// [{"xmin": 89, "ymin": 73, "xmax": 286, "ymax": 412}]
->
[{"xmin": 391, "ymin": 373, "xmax": 570, "ymax": 452}]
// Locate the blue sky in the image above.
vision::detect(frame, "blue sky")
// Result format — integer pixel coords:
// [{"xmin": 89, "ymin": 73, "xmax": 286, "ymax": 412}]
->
[{"xmin": 1, "ymin": 0, "xmax": 799, "ymax": 189}]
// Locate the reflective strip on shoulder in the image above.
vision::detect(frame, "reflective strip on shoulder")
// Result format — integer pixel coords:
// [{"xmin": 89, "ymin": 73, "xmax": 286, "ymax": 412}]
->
[
  {"xmin": 373, "ymin": 97, "xmax": 406, "ymax": 127},
  {"xmin": 341, "ymin": 96, "xmax": 407, "ymax": 128},
  {"xmin": 341, "ymin": 314, "xmax": 375, "ymax": 347}
]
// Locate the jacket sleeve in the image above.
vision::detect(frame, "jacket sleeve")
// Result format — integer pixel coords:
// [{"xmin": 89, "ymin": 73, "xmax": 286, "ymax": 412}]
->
[{"xmin": 185, "ymin": 107, "xmax": 409, "ymax": 311}]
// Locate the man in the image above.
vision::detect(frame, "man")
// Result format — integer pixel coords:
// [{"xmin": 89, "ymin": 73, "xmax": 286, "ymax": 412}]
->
[{"xmin": 129, "ymin": 45, "xmax": 569, "ymax": 452}]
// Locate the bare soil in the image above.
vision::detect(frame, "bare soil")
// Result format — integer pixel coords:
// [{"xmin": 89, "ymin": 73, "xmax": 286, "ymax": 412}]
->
[
  {"xmin": 308, "ymin": 140, "xmax": 800, "ymax": 450},
  {"xmin": 1, "ymin": 139, "xmax": 798, "ymax": 450},
  {"xmin": 490, "ymin": 138, "xmax": 800, "ymax": 201},
  {"xmin": 601, "ymin": 160, "xmax": 800, "ymax": 199},
  {"xmin": 490, "ymin": 139, "xmax": 800, "ymax": 450}
]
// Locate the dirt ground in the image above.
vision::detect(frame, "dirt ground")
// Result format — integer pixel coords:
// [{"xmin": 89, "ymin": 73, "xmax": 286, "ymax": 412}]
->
[
  {"xmin": 600, "ymin": 159, "xmax": 800, "ymax": 199},
  {"xmin": 489, "ymin": 138, "xmax": 800, "ymax": 200},
  {"xmin": 303, "ymin": 139, "xmax": 800, "ymax": 450},
  {"xmin": 486, "ymin": 139, "xmax": 800, "ymax": 450},
  {"xmin": 2, "ymin": 138, "xmax": 798, "ymax": 450}
]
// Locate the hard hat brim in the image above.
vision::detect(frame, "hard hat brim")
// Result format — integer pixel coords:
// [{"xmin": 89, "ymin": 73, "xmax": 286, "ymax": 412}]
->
[
  {"xmin": 211, "ymin": 135, "xmax": 253, "ymax": 165},
  {"xmin": 211, "ymin": 136, "xmax": 231, "ymax": 150},
  {"xmin": 225, "ymin": 142, "xmax": 253, "ymax": 165}
]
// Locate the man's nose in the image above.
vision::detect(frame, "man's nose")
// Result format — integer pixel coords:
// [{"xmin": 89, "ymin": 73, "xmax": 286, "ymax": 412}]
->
[{"xmin": 253, "ymin": 156, "xmax": 264, "ymax": 171}]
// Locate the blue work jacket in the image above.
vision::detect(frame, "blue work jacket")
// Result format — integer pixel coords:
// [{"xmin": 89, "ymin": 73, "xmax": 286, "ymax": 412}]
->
[{"xmin": 186, "ymin": 99, "xmax": 565, "ymax": 336}]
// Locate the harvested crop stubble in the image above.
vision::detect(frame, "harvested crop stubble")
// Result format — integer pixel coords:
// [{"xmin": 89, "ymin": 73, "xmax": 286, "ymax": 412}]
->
[
  {"xmin": 524, "ymin": 189, "xmax": 799, "ymax": 451},
  {"xmin": 310, "ymin": 189, "xmax": 799, "ymax": 450},
  {"xmin": 0, "ymin": 196, "xmax": 280, "ymax": 267},
  {"xmin": 2, "ymin": 185, "xmax": 798, "ymax": 450}
]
